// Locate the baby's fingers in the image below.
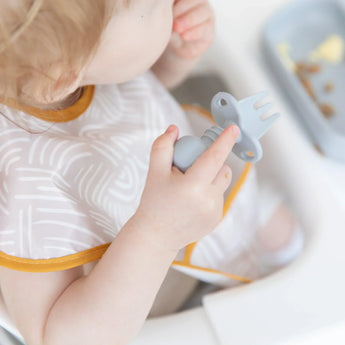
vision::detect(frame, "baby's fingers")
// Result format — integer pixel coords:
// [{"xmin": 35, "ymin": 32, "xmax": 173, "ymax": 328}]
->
[
  {"xmin": 148, "ymin": 125, "xmax": 179, "ymax": 177},
  {"xmin": 173, "ymin": 2, "xmax": 213, "ymax": 34},
  {"xmin": 180, "ymin": 20, "xmax": 213, "ymax": 42},
  {"xmin": 186, "ymin": 125, "xmax": 239, "ymax": 183},
  {"xmin": 173, "ymin": 0, "xmax": 206, "ymax": 18}
]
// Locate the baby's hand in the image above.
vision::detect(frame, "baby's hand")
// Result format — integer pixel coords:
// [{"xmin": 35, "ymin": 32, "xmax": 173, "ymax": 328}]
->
[
  {"xmin": 170, "ymin": 0, "xmax": 215, "ymax": 60},
  {"xmin": 133, "ymin": 124, "xmax": 239, "ymax": 252}
]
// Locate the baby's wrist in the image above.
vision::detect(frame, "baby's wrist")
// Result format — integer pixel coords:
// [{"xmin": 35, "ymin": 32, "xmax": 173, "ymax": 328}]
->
[{"xmin": 127, "ymin": 213, "xmax": 180, "ymax": 257}]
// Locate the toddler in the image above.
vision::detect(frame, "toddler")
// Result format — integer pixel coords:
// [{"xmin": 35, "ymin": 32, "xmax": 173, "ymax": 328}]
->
[{"xmin": 0, "ymin": 1, "xmax": 303, "ymax": 344}]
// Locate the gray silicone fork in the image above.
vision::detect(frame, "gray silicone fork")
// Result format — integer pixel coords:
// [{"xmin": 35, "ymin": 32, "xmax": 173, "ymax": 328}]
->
[{"xmin": 173, "ymin": 91, "xmax": 280, "ymax": 172}]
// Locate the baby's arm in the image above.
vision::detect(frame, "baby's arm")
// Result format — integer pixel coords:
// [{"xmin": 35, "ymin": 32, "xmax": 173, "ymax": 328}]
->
[
  {"xmin": 0, "ymin": 124, "xmax": 239, "ymax": 345},
  {"xmin": 0, "ymin": 219, "xmax": 177, "ymax": 345},
  {"xmin": 152, "ymin": 0, "xmax": 214, "ymax": 88}
]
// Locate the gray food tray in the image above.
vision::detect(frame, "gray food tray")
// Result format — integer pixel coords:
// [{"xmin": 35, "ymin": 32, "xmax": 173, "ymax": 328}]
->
[{"xmin": 263, "ymin": 0, "xmax": 345, "ymax": 163}]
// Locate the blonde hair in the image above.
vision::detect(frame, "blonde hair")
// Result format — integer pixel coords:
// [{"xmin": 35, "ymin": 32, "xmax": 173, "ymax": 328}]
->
[{"xmin": 0, "ymin": 0, "xmax": 108, "ymax": 110}]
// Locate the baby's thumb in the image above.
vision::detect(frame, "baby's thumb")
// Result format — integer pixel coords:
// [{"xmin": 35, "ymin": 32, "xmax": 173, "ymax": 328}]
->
[{"xmin": 148, "ymin": 125, "xmax": 178, "ymax": 176}]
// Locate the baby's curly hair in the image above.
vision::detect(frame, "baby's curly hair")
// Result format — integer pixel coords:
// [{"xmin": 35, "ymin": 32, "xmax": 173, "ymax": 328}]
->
[{"xmin": 0, "ymin": 0, "xmax": 108, "ymax": 110}]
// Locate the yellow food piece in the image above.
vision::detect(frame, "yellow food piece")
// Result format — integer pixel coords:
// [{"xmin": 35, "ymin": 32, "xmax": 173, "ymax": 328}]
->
[
  {"xmin": 309, "ymin": 35, "xmax": 344, "ymax": 63},
  {"xmin": 277, "ymin": 43, "xmax": 297, "ymax": 71}
]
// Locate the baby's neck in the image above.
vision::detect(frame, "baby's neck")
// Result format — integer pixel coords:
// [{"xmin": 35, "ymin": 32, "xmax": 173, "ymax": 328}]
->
[{"xmin": 41, "ymin": 87, "xmax": 84, "ymax": 111}]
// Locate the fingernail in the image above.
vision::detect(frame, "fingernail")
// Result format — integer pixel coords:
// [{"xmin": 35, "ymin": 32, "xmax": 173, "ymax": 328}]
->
[
  {"xmin": 230, "ymin": 125, "xmax": 240, "ymax": 137},
  {"xmin": 166, "ymin": 125, "xmax": 176, "ymax": 136}
]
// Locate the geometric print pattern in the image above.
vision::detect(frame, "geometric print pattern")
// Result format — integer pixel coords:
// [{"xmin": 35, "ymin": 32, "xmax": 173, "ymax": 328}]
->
[{"xmin": 0, "ymin": 72, "xmax": 193, "ymax": 260}]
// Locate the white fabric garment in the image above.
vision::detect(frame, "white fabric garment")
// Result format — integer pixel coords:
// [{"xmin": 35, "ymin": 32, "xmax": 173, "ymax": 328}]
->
[
  {"xmin": 0, "ymin": 72, "xmax": 260, "ymax": 336},
  {"xmin": 0, "ymin": 72, "xmax": 194, "ymax": 260}
]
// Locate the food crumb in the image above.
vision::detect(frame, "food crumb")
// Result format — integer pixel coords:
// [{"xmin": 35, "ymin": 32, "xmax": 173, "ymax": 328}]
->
[
  {"xmin": 324, "ymin": 82, "xmax": 334, "ymax": 93},
  {"xmin": 309, "ymin": 35, "xmax": 344, "ymax": 64},
  {"xmin": 296, "ymin": 62, "xmax": 322, "ymax": 74},
  {"xmin": 297, "ymin": 73, "xmax": 317, "ymax": 100},
  {"xmin": 313, "ymin": 144, "xmax": 324, "ymax": 156},
  {"xmin": 319, "ymin": 103, "xmax": 335, "ymax": 118}
]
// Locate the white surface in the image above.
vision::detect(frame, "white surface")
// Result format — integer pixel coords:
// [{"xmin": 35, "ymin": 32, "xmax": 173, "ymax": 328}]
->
[
  {"xmin": 131, "ymin": 308, "xmax": 218, "ymax": 345},
  {"xmin": 132, "ymin": 1, "xmax": 345, "ymax": 344},
  {"xmin": 0, "ymin": 327, "xmax": 23, "ymax": 345},
  {"xmin": 281, "ymin": 320, "xmax": 345, "ymax": 345}
]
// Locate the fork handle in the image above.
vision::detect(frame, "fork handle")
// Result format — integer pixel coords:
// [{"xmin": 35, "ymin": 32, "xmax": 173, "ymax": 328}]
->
[{"xmin": 173, "ymin": 127, "xmax": 262, "ymax": 173}]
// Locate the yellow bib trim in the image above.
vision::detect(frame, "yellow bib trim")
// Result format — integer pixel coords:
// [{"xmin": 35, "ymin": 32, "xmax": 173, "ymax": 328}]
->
[
  {"xmin": 0, "ymin": 244, "xmax": 111, "ymax": 273},
  {"xmin": 172, "ymin": 262, "xmax": 252, "ymax": 284},
  {"xmin": 2, "ymin": 85, "xmax": 95, "ymax": 123}
]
